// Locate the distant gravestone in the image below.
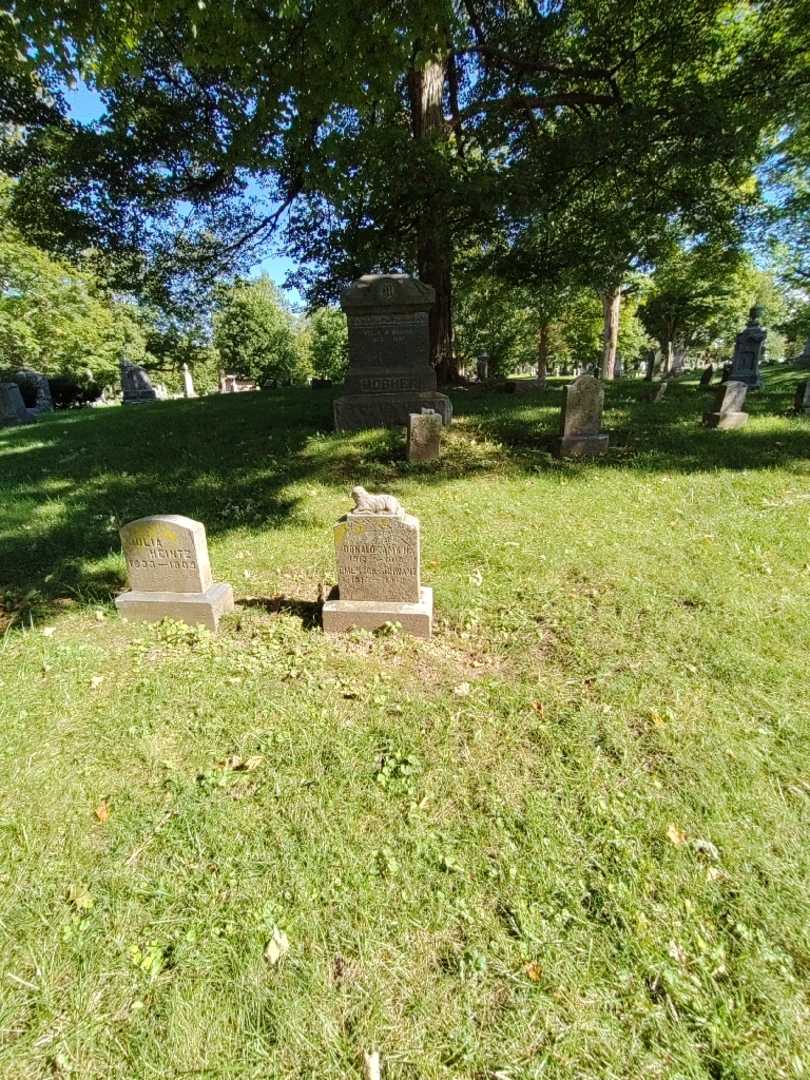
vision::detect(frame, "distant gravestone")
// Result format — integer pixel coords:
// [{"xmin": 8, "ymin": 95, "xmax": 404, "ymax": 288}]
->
[
  {"xmin": 510, "ymin": 378, "xmax": 544, "ymax": 394},
  {"xmin": 703, "ymin": 380, "xmax": 749, "ymax": 430},
  {"xmin": 322, "ymin": 486, "xmax": 433, "ymax": 639},
  {"xmin": 556, "ymin": 374, "xmax": 609, "ymax": 457},
  {"xmin": 333, "ymin": 274, "xmax": 451, "ymax": 431},
  {"xmin": 648, "ymin": 380, "xmax": 669, "ymax": 403},
  {"xmin": 407, "ymin": 408, "xmax": 442, "ymax": 462},
  {"xmin": 613, "ymin": 355, "xmax": 623, "ymax": 379},
  {"xmin": 115, "ymin": 515, "xmax": 234, "ymax": 631},
  {"xmin": 699, "ymin": 365, "xmax": 714, "ymax": 388},
  {"xmin": 794, "ymin": 379, "xmax": 810, "ymax": 416},
  {"xmin": 121, "ymin": 360, "xmax": 158, "ymax": 405},
  {"xmin": 0, "ymin": 383, "xmax": 34, "ymax": 427},
  {"xmin": 15, "ymin": 368, "xmax": 53, "ymax": 414},
  {"xmin": 476, "ymin": 353, "xmax": 489, "ymax": 382},
  {"xmin": 729, "ymin": 306, "xmax": 766, "ymax": 389},
  {"xmin": 181, "ymin": 363, "xmax": 196, "ymax": 398}
]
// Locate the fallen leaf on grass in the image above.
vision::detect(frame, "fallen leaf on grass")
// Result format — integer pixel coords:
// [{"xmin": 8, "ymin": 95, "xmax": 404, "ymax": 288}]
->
[
  {"xmin": 94, "ymin": 799, "xmax": 110, "ymax": 824},
  {"xmin": 667, "ymin": 940, "xmax": 687, "ymax": 964},
  {"xmin": 90, "ymin": 675, "xmax": 104, "ymax": 689},
  {"xmin": 41, "ymin": 626, "xmax": 55, "ymax": 637},
  {"xmin": 67, "ymin": 884, "xmax": 94, "ymax": 911},
  {"xmin": 363, "ymin": 1050, "xmax": 381, "ymax": 1080},
  {"xmin": 666, "ymin": 823, "xmax": 687, "ymax": 846},
  {"xmin": 530, "ymin": 701, "xmax": 545, "ymax": 717},
  {"xmin": 220, "ymin": 754, "xmax": 264, "ymax": 773},
  {"xmin": 453, "ymin": 682, "xmax": 471, "ymax": 697},
  {"xmin": 264, "ymin": 927, "xmax": 289, "ymax": 966},
  {"xmin": 523, "ymin": 961, "xmax": 542, "ymax": 982},
  {"xmin": 706, "ymin": 866, "xmax": 726, "ymax": 882}
]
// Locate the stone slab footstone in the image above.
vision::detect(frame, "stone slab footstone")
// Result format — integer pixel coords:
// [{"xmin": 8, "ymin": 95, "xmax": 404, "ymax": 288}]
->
[
  {"xmin": 407, "ymin": 409, "xmax": 442, "ymax": 462},
  {"xmin": 333, "ymin": 274, "xmax": 451, "ymax": 431},
  {"xmin": 115, "ymin": 514, "xmax": 234, "ymax": 631},
  {"xmin": 322, "ymin": 486, "xmax": 433, "ymax": 639},
  {"xmin": 0, "ymin": 383, "xmax": 34, "ymax": 427},
  {"xmin": 703, "ymin": 380, "xmax": 749, "ymax": 430},
  {"xmin": 555, "ymin": 374, "xmax": 609, "ymax": 458}
]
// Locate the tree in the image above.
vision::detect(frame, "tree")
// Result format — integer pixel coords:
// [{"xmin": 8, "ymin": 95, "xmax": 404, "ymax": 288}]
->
[
  {"xmin": 0, "ymin": 177, "xmax": 146, "ymax": 386},
  {"xmin": 213, "ymin": 277, "xmax": 306, "ymax": 387},
  {"xmin": 304, "ymin": 307, "xmax": 348, "ymax": 383}
]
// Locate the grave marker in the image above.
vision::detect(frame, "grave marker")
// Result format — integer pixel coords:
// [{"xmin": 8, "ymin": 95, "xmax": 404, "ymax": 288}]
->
[
  {"xmin": 333, "ymin": 274, "xmax": 451, "ymax": 431},
  {"xmin": 729, "ymin": 305, "xmax": 766, "ymax": 389},
  {"xmin": 115, "ymin": 514, "xmax": 234, "ymax": 631},
  {"xmin": 555, "ymin": 374, "xmax": 609, "ymax": 457},
  {"xmin": 407, "ymin": 408, "xmax": 442, "ymax": 462},
  {"xmin": 0, "ymin": 383, "xmax": 33, "ymax": 427},
  {"xmin": 703, "ymin": 380, "xmax": 749, "ymax": 429},
  {"xmin": 794, "ymin": 379, "xmax": 810, "ymax": 416},
  {"xmin": 121, "ymin": 360, "xmax": 158, "ymax": 405},
  {"xmin": 322, "ymin": 486, "xmax": 433, "ymax": 638}
]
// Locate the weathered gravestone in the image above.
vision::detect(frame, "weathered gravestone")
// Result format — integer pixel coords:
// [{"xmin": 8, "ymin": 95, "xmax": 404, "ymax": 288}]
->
[
  {"xmin": 322, "ymin": 486, "xmax": 433, "ymax": 639},
  {"xmin": 556, "ymin": 374, "xmax": 609, "ymax": 457},
  {"xmin": 333, "ymin": 274, "xmax": 451, "ymax": 431},
  {"xmin": 699, "ymin": 364, "xmax": 714, "ymax": 388},
  {"xmin": 794, "ymin": 379, "xmax": 810, "ymax": 416},
  {"xmin": 0, "ymin": 383, "xmax": 34, "ymax": 427},
  {"xmin": 476, "ymin": 353, "xmax": 489, "ymax": 382},
  {"xmin": 115, "ymin": 515, "xmax": 234, "ymax": 631},
  {"xmin": 729, "ymin": 305, "xmax": 766, "ymax": 389},
  {"xmin": 121, "ymin": 360, "xmax": 158, "ymax": 404},
  {"xmin": 15, "ymin": 368, "xmax": 53, "ymax": 414},
  {"xmin": 648, "ymin": 380, "xmax": 669, "ymax": 403},
  {"xmin": 181, "ymin": 363, "xmax": 196, "ymax": 399},
  {"xmin": 407, "ymin": 408, "xmax": 442, "ymax": 462},
  {"xmin": 703, "ymin": 380, "xmax": 749, "ymax": 430}
]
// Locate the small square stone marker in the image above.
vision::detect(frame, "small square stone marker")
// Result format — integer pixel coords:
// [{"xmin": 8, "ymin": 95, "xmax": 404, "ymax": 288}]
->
[
  {"xmin": 407, "ymin": 408, "xmax": 442, "ymax": 462},
  {"xmin": 703, "ymin": 380, "xmax": 749, "ymax": 430},
  {"xmin": 322, "ymin": 486, "xmax": 433, "ymax": 639},
  {"xmin": 115, "ymin": 514, "xmax": 234, "ymax": 631},
  {"xmin": 555, "ymin": 374, "xmax": 609, "ymax": 457}
]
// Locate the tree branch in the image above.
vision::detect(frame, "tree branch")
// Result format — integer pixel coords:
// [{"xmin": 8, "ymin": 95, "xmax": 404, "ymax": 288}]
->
[
  {"xmin": 454, "ymin": 44, "xmax": 614, "ymax": 82},
  {"xmin": 451, "ymin": 90, "xmax": 619, "ymax": 127}
]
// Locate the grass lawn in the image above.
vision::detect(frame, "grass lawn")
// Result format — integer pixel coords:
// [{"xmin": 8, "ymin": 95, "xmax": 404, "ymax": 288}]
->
[{"xmin": 1, "ymin": 370, "xmax": 809, "ymax": 1078}]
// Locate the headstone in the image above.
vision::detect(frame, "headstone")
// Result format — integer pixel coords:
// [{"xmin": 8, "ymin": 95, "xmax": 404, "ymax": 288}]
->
[
  {"xmin": 322, "ymin": 486, "xmax": 433, "ymax": 639},
  {"xmin": 509, "ymin": 378, "xmax": 544, "ymax": 394},
  {"xmin": 729, "ymin": 305, "xmax": 766, "ymax": 389},
  {"xmin": 703, "ymin": 380, "xmax": 749, "ymax": 429},
  {"xmin": 333, "ymin": 274, "xmax": 451, "ymax": 431},
  {"xmin": 555, "ymin": 374, "xmax": 609, "ymax": 457},
  {"xmin": 648, "ymin": 380, "xmax": 669, "ymax": 403},
  {"xmin": 476, "ymin": 353, "xmax": 489, "ymax": 382},
  {"xmin": 699, "ymin": 364, "xmax": 714, "ymax": 388},
  {"xmin": 181, "ymin": 363, "xmax": 196, "ymax": 398},
  {"xmin": 613, "ymin": 355, "xmax": 623, "ymax": 379},
  {"xmin": 793, "ymin": 379, "xmax": 810, "ymax": 416},
  {"xmin": 121, "ymin": 360, "xmax": 157, "ymax": 405},
  {"xmin": 14, "ymin": 368, "xmax": 53, "ymax": 414},
  {"xmin": 115, "ymin": 515, "xmax": 234, "ymax": 631},
  {"xmin": 0, "ymin": 383, "xmax": 34, "ymax": 427},
  {"xmin": 407, "ymin": 408, "xmax": 442, "ymax": 462}
]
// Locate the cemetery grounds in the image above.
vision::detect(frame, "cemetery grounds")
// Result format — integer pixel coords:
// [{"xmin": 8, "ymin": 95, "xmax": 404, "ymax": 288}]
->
[{"xmin": 0, "ymin": 371, "xmax": 808, "ymax": 1078}]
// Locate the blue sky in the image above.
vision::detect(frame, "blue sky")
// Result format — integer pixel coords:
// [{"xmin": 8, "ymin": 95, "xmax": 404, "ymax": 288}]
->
[{"xmin": 64, "ymin": 83, "xmax": 301, "ymax": 301}]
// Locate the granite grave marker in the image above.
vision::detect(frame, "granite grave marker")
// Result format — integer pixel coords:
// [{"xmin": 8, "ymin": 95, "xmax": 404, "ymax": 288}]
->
[
  {"xmin": 556, "ymin": 374, "xmax": 609, "ymax": 457},
  {"xmin": 322, "ymin": 486, "xmax": 433, "ymax": 638},
  {"xmin": 0, "ymin": 383, "xmax": 33, "ymax": 427},
  {"xmin": 703, "ymin": 380, "xmax": 749, "ymax": 429},
  {"xmin": 333, "ymin": 274, "xmax": 451, "ymax": 431},
  {"xmin": 121, "ymin": 360, "xmax": 158, "ymax": 405},
  {"xmin": 729, "ymin": 306, "xmax": 766, "ymax": 389},
  {"xmin": 115, "ymin": 514, "xmax": 234, "ymax": 631},
  {"xmin": 407, "ymin": 408, "xmax": 442, "ymax": 462}
]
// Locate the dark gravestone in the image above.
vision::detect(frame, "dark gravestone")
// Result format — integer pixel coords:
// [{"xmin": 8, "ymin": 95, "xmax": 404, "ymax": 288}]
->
[
  {"xmin": 333, "ymin": 274, "xmax": 451, "ymax": 431},
  {"xmin": 0, "ymin": 383, "xmax": 34, "ymax": 427},
  {"xmin": 121, "ymin": 360, "xmax": 158, "ymax": 405},
  {"xmin": 476, "ymin": 353, "xmax": 489, "ymax": 382},
  {"xmin": 794, "ymin": 379, "xmax": 810, "ymax": 416},
  {"xmin": 699, "ymin": 365, "xmax": 714, "ymax": 388},
  {"xmin": 729, "ymin": 306, "xmax": 766, "ymax": 389},
  {"xmin": 703, "ymin": 380, "xmax": 749, "ymax": 429}
]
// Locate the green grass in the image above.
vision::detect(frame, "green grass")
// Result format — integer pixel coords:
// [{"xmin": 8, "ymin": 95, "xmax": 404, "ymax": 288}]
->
[{"xmin": 1, "ymin": 370, "xmax": 809, "ymax": 1078}]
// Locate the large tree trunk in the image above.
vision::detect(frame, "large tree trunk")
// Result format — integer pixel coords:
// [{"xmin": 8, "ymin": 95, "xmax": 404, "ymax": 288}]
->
[
  {"xmin": 600, "ymin": 287, "xmax": 621, "ymax": 380},
  {"xmin": 537, "ymin": 322, "xmax": 550, "ymax": 386},
  {"xmin": 408, "ymin": 53, "xmax": 457, "ymax": 385}
]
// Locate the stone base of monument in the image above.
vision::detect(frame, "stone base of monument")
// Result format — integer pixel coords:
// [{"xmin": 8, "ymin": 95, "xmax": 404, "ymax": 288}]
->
[
  {"xmin": 323, "ymin": 586, "xmax": 433, "ymax": 640},
  {"xmin": 556, "ymin": 433, "xmax": 609, "ymax": 458},
  {"xmin": 703, "ymin": 410, "xmax": 749, "ymax": 430},
  {"xmin": 115, "ymin": 582, "xmax": 234, "ymax": 631},
  {"xmin": 123, "ymin": 392, "xmax": 158, "ymax": 405},
  {"xmin": 334, "ymin": 392, "xmax": 451, "ymax": 432}
]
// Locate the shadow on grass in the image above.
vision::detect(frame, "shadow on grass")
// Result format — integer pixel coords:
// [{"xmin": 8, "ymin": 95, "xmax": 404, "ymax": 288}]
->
[
  {"xmin": 236, "ymin": 595, "xmax": 323, "ymax": 631},
  {"xmin": 1, "ymin": 368, "xmax": 808, "ymax": 625}
]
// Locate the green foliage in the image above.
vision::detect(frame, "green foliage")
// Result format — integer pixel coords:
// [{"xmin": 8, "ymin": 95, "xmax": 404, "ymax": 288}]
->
[
  {"xmin": 303, "ymin": 307, "xmax": 348, "ymax": 382},
  {"xmin": 0, "ymin": 180, "xmax": 146, "ymax": 385},
  {"xmin": 454, "ymin": 274, "xmax": 539, "ymax": 376},
  {"xmin": 213, "ymin": 277, "xmax": 307, "ymax": 387}
]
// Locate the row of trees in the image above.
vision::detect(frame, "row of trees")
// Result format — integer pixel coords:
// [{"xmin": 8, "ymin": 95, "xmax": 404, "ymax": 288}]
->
[{"xmin": 0, "ymin": 1, "xmax": 807, "ymax": 386}]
